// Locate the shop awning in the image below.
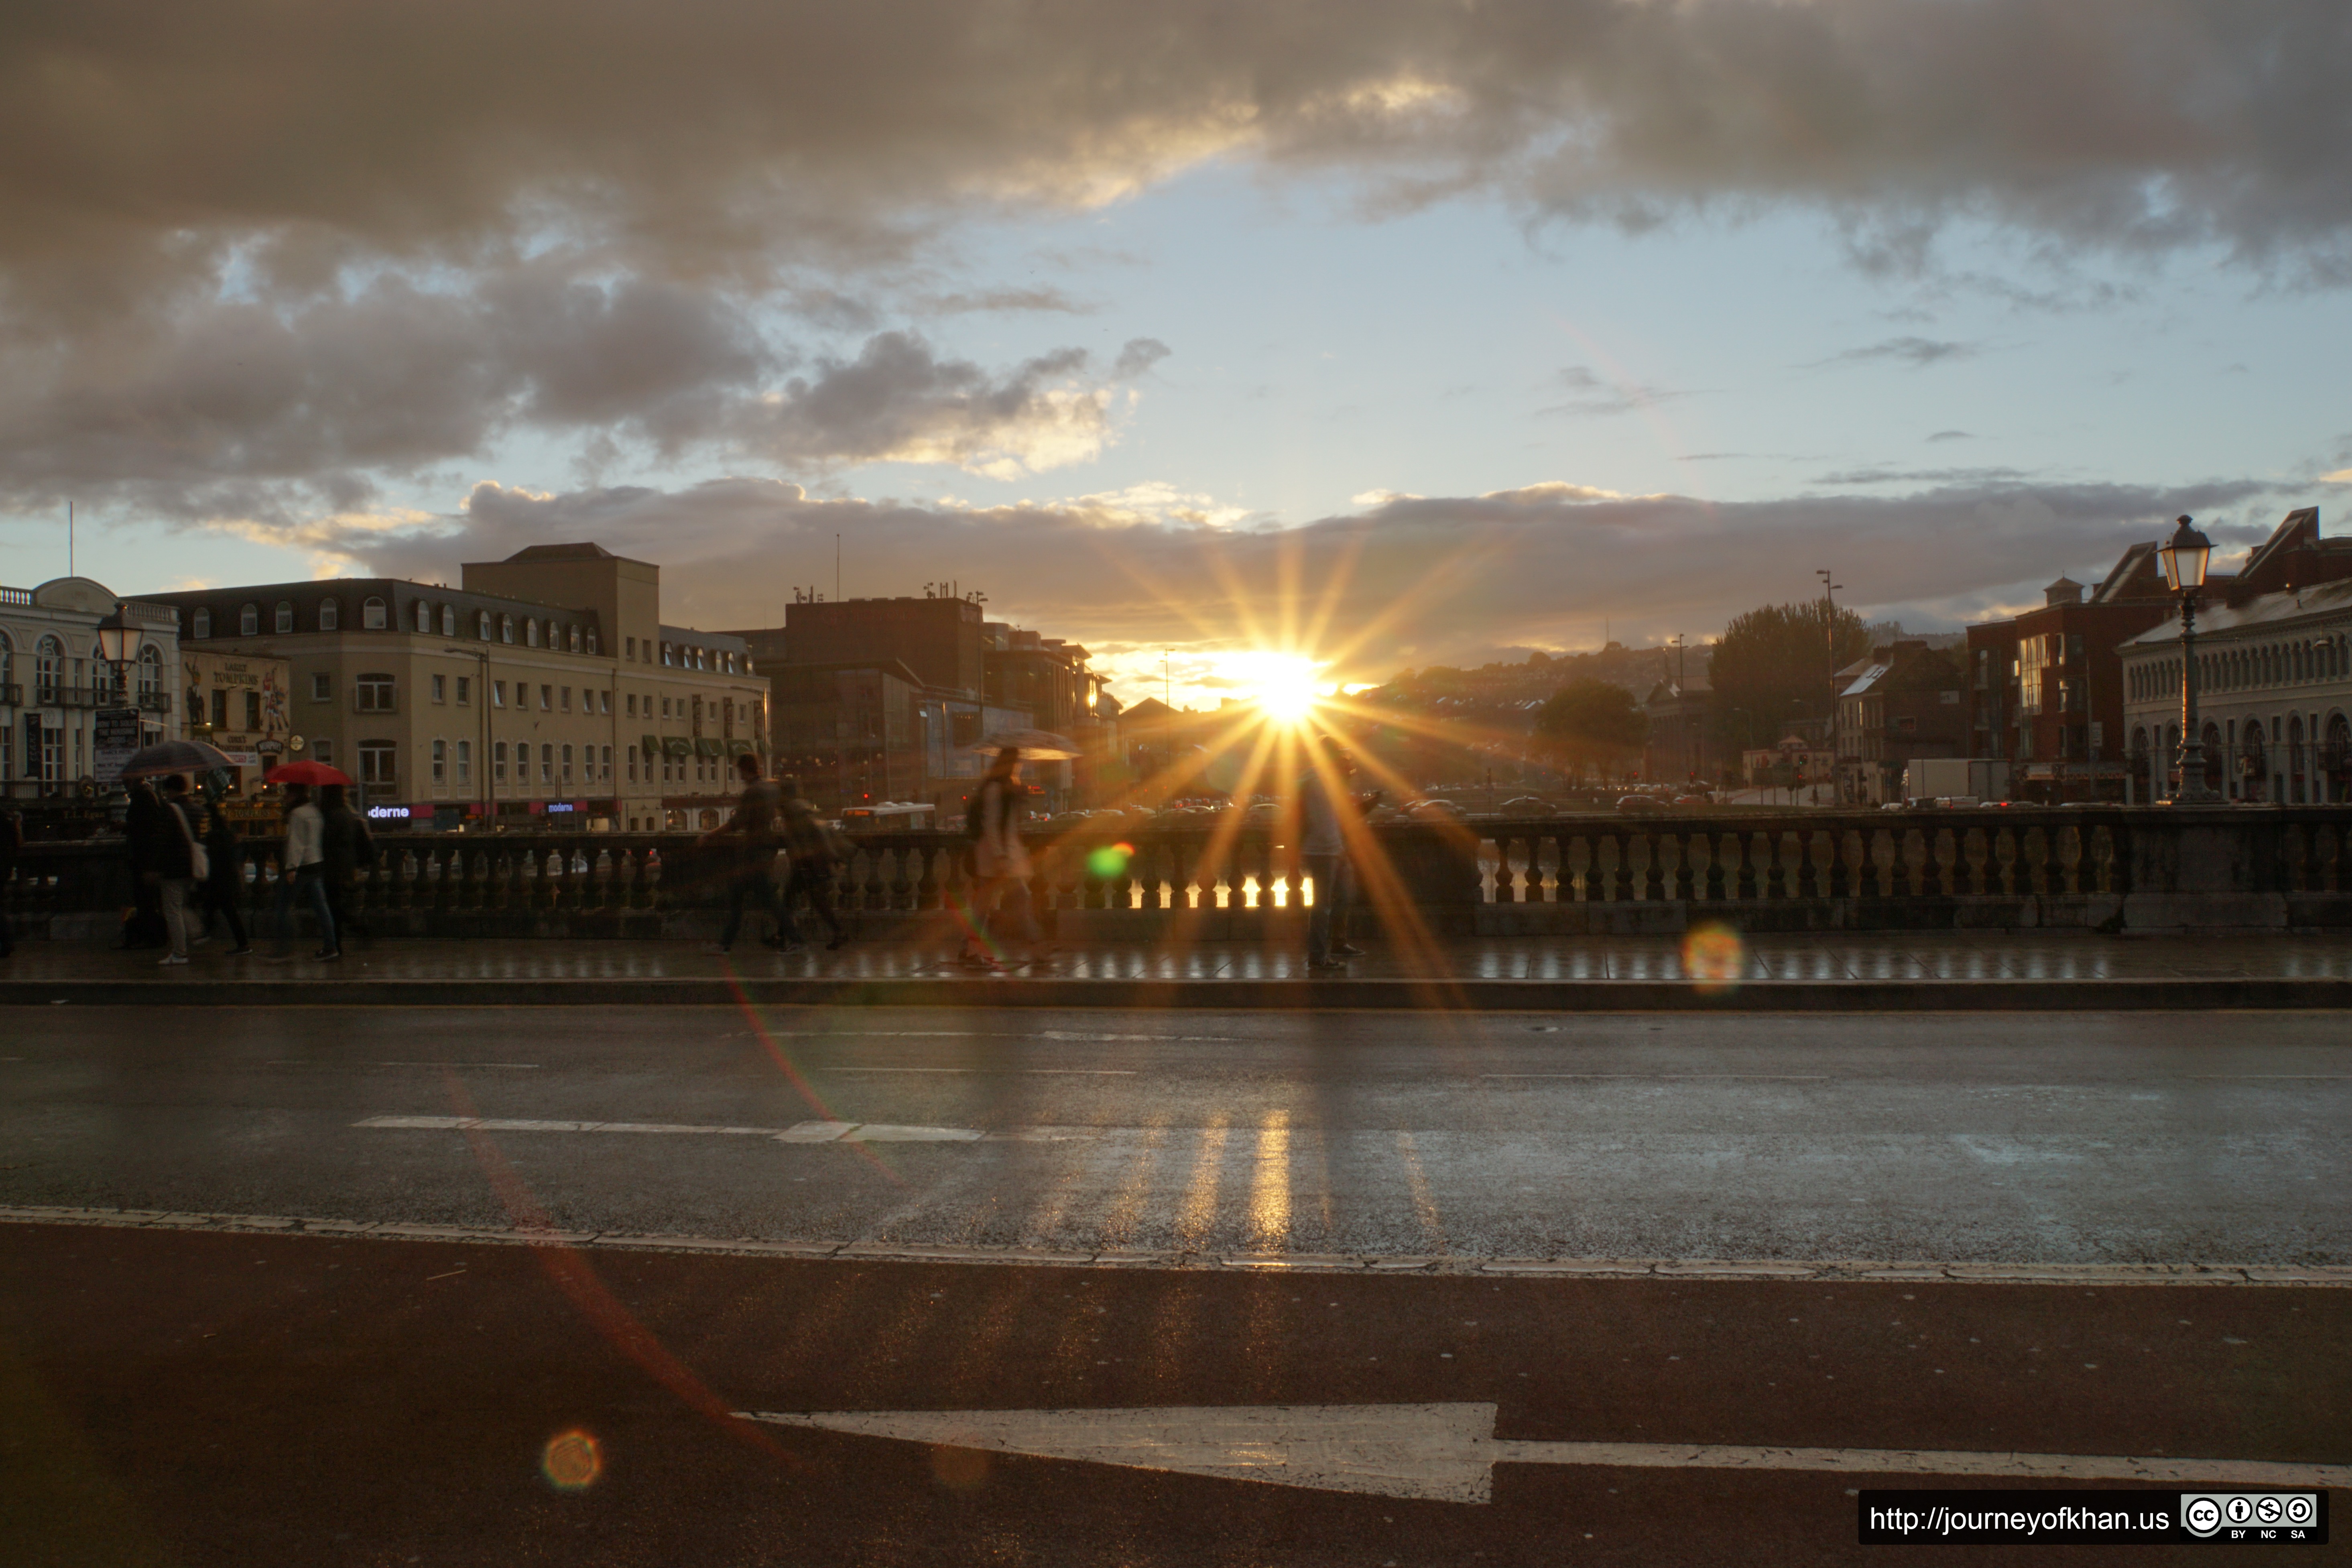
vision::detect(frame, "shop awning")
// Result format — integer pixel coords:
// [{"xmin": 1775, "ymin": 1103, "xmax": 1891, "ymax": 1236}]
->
[
  {"xmin": 663, "ymin": 736, "xmax": 692, "ymax": 757},
  {"xmin": 726, "ymin": 738, "xmax": 755, "ymax": 757},
  {"xmin": 694, "ymin": 738, "xmax": 723, "ymax": 757},
  {"xmin": 639, "ymin": 733, "xmax": 660, "ymax": 754}
]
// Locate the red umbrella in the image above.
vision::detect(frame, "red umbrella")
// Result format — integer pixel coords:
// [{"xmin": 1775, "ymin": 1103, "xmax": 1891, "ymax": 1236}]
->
[{"xmin": 265, "ymin": 760, "xmax": 354, "ymax": 786}]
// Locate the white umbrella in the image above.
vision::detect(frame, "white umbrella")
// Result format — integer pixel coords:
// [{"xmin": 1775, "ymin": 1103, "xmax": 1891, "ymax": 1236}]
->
[{"xmin": 972, "ymin": 728, "xmax": 1083, "ymax": 761}]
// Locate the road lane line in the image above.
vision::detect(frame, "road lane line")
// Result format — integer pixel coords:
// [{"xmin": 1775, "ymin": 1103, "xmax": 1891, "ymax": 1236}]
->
[
  {"xmin": 735, "ymin": 1402, "xmax": 2352, "ymax": 1503},
  {"xmin": 823, "ymin": 1068, "xmax": 1137, "ymax": 1075},
  {"xmin": 1480, "ymin": 1074, "xmax": 1831, "ymax": 1080}
]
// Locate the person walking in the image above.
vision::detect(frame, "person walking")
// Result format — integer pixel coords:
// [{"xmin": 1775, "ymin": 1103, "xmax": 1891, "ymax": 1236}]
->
[
  {"xmin": 267, "ymin": 783, "xmax": 336, "ymax": 960},
  {"xmin": 152, "ymin": 774, "xmax": 202, "ymax": 966},
  {"xmin": 193, "ymin": 777, "xmax": 253, "ymax": 955},
  {"xmin": 317, "ymin": 784, "xmax": 374, "ymax": 952},
  {"xmin": 959, "ymin": 747, "xmax": 1043, "ymax": 970},
  {"xmin": 0, "ymin": 801, "xmax": 20, "ymax": 959},
  {"xmin": 1301, "ymin": 738, "xmax": 1365, "ymax": 974},
  {"xmin": 776, "ymin": 777, "xmax": 847, "ymax": 952},
  {"xmin": 699, "ymin": 754, "xmax": 784, "ymax": 954},
  {"xmin": 120, "ymin": 779, "xmax": 170, "ymax": 950}
]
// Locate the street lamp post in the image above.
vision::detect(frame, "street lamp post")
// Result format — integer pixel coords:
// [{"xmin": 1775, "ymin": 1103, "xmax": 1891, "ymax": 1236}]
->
[
  {"xmin": 2159, "ymin": 515, "xmax": 2222, "ymax": 805},
  {"xmin": 93, "ymin": 602, "xmax": 144, "ymax": 700}
]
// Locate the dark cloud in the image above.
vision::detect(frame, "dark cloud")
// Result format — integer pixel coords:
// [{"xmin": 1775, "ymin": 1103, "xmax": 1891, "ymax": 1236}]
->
[
  {"xmin": 1927, "ymin": 429, "xmax": 1975, "ymax": 443},
  {"xmin": 1811, "ymin": 336, "xmax": 1980, "ymax": 370},
  {"xmin": 286, "ymin": 472, "xmax": 2286, "ymax": 682}
]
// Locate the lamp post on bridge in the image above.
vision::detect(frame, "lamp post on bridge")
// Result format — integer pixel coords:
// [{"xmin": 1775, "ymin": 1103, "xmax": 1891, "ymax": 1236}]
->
[{"xmin": 2160, "ymin": 514, "xmax": 2224, "ymax": 805}]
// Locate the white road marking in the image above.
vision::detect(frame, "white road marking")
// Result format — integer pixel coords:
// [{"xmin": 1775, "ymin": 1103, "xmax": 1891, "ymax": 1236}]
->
[
  {"xmin": 737, "ymin": 1401, "xmax": 2352, "ymax": 1504},
  {"xmin": 271, "ymin": 1060, "xmax": 541, "ymax": 1069},
  {"xmin": 1480, "ymin": 1074, "xmax": 1830, "ymax": 1080},
  {"xmin": 353, "ymin": 1114, "xmax": 1080, "ymax": 1143},
  {"xmin": 825, "ymin": 1067, "xmax": 1136, "ymax": 1076}
]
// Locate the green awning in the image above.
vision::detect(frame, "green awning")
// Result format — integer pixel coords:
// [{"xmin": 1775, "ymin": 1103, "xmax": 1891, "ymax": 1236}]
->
[
  {"xmin": 726, "ymin": 738, "xmax": 755, "ymax": 756},
  {"xmin": 694, "ymin": 737, "xmax": 723, "ymax": 757},
  {"xmin": 663, "ymin": 736, "xmax": 692, "ymax": 757},
  {"xmin": 639, "ymin": 733, "xmax": 660, "ymax": 754}
]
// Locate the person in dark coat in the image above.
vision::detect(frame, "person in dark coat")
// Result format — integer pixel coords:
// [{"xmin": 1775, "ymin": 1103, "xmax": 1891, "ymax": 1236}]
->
[
  {"xmin": 120, "ymin": 779, "xmax": 170, "ymax": 950},
  {"xmin": 195, "ymin": 774, "xmax": 252, "ymax": 955},
  {"xmin": 698, "ymin": 754, "xmax": 783, "ymax": 954},
  {"xmin": 152, "ymin": 774, "xmax": 201, "ymax": 964},
  {"xmin": 316, "ymin": 784, "xmax": 374, "ymax": 952},
  {"xmin": 777, "ymin": 777, "xmax": 847, "ymax": 952}
]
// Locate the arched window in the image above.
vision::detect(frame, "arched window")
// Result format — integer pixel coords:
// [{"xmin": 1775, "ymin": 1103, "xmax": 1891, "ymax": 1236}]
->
[
  {"xmin": 493, "ymin": 740, "xmax": 508, "ymax": 784},
  {"xmin": 440, "ymin": 604, "xmax": 456, "ymax": 638},
  {"xmin": 478, "ymin": 609, "xmax": 492, "ymax": 641},
  {"xmin": 274, "ymin": 601, "xmax": 293, "ymax": 633},
  {"xmin": 0, "ymin": 630, "xmax": 11, "ymax": 693},
  {"xmin": 500, "ymin": 614, "xmax": 514, "ymax": 645},
  {"xmin": 319, "ymin": 598, "xmax": 339, "ymax": 631},
  {"xmin": 35, "ymin": 635, "xmax": 63, "ymax": 700},
  {"xmin": 136, "ymin": 644, "xmax": 161, "ymax": 699},
  {"xmin": 584, "ymin": 628, "xmax": 598, "ymax": 655},
  {"xmin": 363, "ymin": 596, "xmax": 388, "ymax": 630},
  {"xmin": 415, "ymin": 600, "xmax": 432, "ymax": 634},
  {"xmin": 240, "ymin": 603, "xmax": 259, "ymax": 636},
  {"xmin": 192, "ymin": 607, "xmax": 211, "ymax": 639},
  {"xmin": 526, "ymin": 619, "xmax": 541, "ymax": 649}
]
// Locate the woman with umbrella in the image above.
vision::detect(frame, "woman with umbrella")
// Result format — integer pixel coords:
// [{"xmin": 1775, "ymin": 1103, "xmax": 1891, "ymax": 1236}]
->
[{"xmin": 116, "ymin": 739, "xmax": 236, "ymax": 957}]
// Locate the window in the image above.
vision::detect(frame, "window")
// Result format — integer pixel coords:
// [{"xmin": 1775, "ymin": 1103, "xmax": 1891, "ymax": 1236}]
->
[
  {"xmin": 441, "ymin": 605, "xmax": 456, "ymax": 638},
  {"xmin": 494, "ymin": 740, "xmax": 508, "ymax": 784},
  {"xmin": 312, "ymin": 738, "xmax": 333, "ymax": 766},
  {"xmin": 356, "ymin": 673, "xmax": 396, "ymax": 712},
  {"xmin": 561, "ymin": 744, "xmax": 574, "ymax": 785},
  {"xmin": 240, "ymin": 603, "xmax": 259, "ymax": 636},
  {"xmin": 492, "ymin": 680, "xmax": 505, "ymax": 708},
  {"xmin": 662, "ymin": 642, "xmax": 674, "ymax": 667},
  {"xmin": 540, "ymin": 743, "xmax": 553, "ymax": 785},
  {"xmin": 626, "ymin": 637, "xmax": 636, "ymax": 661},
  {"xmin": 358, "ymin": 740, "xmax": 396, "ymax": 788},
  {"xmin": 599, "ymin": 690, "xmax": 610, "ymax": 714},
  {"xmin": 455, "ymin": 739, "xmax": 471, "ymax": 786},
  {"xmin": 568, "ymin": 626, "xmax": 581, "ymax": 653},
  {"xmin": 539, "ymin": 683, "xmax": 551, "ymax": 711},
  {"xmin": 478, "ymin": 609, "xmax": 492, "ymax": 640},
  {"xmin": 626, "ymin": 693, "xmax": 636, "ymax": 717},
  {"xmin": 661, "ymin": 696, "xmax": 671, "ymax": 718},
  {"xmin": 600, "ymin": 745, "xmax": 612, "ymax": 781},
  {"xmin": 500, "ymin": 615, "xmax": 514, "ymax": 644},
  {"xmin": 585, "ymin": 629, "xmax": 598, "ymax": 655},
  {"xmin": 415, "ymin": 601, "xmax": 432, "ymax": 634},
  {"xmin": 364, "ymin": 597, "xmax": 388, "ymax": 630},
  {"xmin": 526, "ymin": 619, "xmax": 541, "ymax": 648},
  {"xmin": 431, "ymin": 674, "xmax": 447, "ymax": 704},
  {"xmin": 560, "ymin": 686, "xmax": 571, "ymax": 713},
  {"xmin": 136, "ymin": 645, "xmax": 161, "ymax": 699},
  {"xmin": 274, "ymin": 601, "xmax": 294, "ymax": 634},
  {"xmin": 455, "ymin": 676, "xmax": 470, "ymax": 706},
  {"xmin": 192, "ymin": 608, "xmax": 211, "ymax": 639},
  {"xmin": 244, "ymin": 690, "xmax": 262, "ymax": 730},
  {"xmin": 628, "ymin": 748, "xmax": 638, "ymax": 783},
  {"xmin": 432, "ymin": 739, "xmax": 447, "ymax": 787},
  {"xmin": 211, "ymin": 689, "xmax": 229, "ymax": 729},
  {"xmin": 319, "ymin": 598, "xmax": 339, "ymax": 631}
]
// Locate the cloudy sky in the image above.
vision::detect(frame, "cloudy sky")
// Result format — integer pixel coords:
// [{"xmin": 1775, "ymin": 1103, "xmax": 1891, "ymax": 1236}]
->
[{"xmin": 4, "ymin": 0, "xmax": 2350, "ymax": 704}]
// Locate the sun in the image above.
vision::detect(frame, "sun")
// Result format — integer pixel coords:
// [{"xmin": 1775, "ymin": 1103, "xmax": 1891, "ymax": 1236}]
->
[{"xmin": 1219, "ymin": 650, "xmax": 1325, "ymax": 723}]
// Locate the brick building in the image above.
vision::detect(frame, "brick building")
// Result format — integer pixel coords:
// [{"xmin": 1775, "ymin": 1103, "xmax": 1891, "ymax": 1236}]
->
[{"xmin": 1833, "ymin": 641, "xmax": 1968, "ymax": 805}]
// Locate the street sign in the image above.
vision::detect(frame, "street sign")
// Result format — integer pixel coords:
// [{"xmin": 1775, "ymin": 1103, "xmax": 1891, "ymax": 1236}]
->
[{"xmin": 93, "ymin": 708, "xmax": 141, "ymax": 786}]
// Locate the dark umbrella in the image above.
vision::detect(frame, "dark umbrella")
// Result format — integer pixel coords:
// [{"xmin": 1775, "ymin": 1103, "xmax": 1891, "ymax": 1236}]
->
[
  {"xmin": 265, "ymin": 760, "xmax": 354, "ymax": 786},
  {"xmin": 119, "ymin": 739, "xmax": 237, "ymax": 779}
]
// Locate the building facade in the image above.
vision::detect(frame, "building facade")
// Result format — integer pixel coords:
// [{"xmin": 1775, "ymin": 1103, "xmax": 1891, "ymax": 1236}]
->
[
  {"xmin": 1833, "ymin": 641, "xmax": 1968, "ymax": 805},
  {"xmin": 1, "ymin": 576, "xmax": 181, "ymax": 795},
  {"xmin": 183, "ymin": 648, "xmax": 293, "ymax": 793},
  {"xmin": 2119, "ymin": 577, "xmax": 2352, "ymax": 803},
  {"xmin": 1641, "ymin": 678, "xmax": 1717, "ymax": 786},
  {"xmin": 137, "ymin": 543, "xmax": 768, "ymax": 831}
]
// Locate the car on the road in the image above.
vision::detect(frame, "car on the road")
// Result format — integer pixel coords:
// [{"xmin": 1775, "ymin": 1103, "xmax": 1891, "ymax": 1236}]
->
[{"xmin": 1615, "ymin": 795, "xmax": 1666, "ymax": 814}]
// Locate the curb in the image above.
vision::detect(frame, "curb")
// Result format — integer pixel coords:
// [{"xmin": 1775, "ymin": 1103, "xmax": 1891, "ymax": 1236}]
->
[
  {"xmin": 5, "ymin": 976, "xmax": 2352, "ymax": 1010},
  {"xmin": 4, "ymin": 1206, "xmax": 2346, "ymax": 1285}
]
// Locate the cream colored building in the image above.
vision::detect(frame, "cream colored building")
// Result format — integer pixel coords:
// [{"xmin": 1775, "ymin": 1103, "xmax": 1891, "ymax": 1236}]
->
[
  {"xmin": 140, "ymin": 543, "xmax": 769, "ymax": 831},
  {"xmin": 1, "ymin": 576, "xmax": 182, "ymax": 795}
]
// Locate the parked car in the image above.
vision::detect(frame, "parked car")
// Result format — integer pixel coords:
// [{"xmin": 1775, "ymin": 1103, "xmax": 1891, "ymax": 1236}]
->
[
  {"xmin": 1615, "ymin": 795, "xmax": 1666, "ymax": 815},
  {"xmin": 1498, "ymin": 796, "xmax": 1554, "ymax": 816}
]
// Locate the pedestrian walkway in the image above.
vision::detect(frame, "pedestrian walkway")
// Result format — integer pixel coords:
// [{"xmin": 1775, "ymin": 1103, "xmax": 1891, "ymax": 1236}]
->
[{"xmin": 4, "ymin": 931, "xmax": 2350, "ymax": 1008}]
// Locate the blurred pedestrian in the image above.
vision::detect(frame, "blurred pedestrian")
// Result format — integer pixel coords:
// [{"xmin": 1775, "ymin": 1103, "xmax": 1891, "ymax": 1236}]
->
[
  {"xmin": 777, "ymin": 777, "xmax": 847, "ymax": 952},
  {"xmin": 317, "ymin": 783, "xmax": 374, "ymax": 952},
  {"xmin": 1301, "ymin": 737, "xmax": 1365, "ymax": 974},
  {"xmin": 959, "ymin": 747, "xmax": 1042, "ymax": 970},
  {"xmin": 699, "ymin": 753, "xmax": 783, "ymax": 954},
  {"xmin": 267, "ymin": 782, "xmax": 336, "ymax": 960},
  {"xmin": 0, "ymin": 800, "xmax": 22, "ymax": 958},
  {"xmin": 119, "ymin": 778, "xmax": 169, "ymax": 950},
  {"xmin": 152, "ymin": 774, "xmax": 202, "ymax": 966},
  {"xmin": 194, "ymin": 773, "xmax": 252, "ymax": 955}
]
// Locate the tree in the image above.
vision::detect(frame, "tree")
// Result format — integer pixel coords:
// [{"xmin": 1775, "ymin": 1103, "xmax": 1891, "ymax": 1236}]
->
[
  {"xmin": 1534, "ymin": 679, "xmax": 1649, "ymax": 781},
  {"xmin": 1709, "ymin": 601, "xmax": 1872, "ymax": 754}
]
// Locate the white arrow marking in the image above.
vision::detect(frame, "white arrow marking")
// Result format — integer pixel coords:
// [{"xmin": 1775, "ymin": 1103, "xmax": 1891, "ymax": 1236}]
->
[{"xmin": 735, "ymin": 1402, "xmax": 2352, "ymax": 1504}]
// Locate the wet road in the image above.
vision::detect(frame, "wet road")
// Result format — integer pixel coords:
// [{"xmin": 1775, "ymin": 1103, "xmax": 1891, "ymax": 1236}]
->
[
  {"xmin": 2, "ymin": 1006, "xmax": 2345, "ymax": 1265},
  {"xmin": 6, "ymin": 1005, "xmax": 2346, "ymax": 1565}
]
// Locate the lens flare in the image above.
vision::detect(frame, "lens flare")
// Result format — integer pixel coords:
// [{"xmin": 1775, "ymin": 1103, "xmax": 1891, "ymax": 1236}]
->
[
  {"xmin": 1215, "ymin": 650, "xmax": 1324, "ymax": 723},
  {"xmin": 1085, "ymin": 841, "xmax": 1135, "ymax": 880},
  {"xmin": 1680, "ymin": 922, "xmax": 1746, "ymax": 995},
  {"xmin": 542, "ymin": 1428, "xmax": 603, "ymax": 1490}
]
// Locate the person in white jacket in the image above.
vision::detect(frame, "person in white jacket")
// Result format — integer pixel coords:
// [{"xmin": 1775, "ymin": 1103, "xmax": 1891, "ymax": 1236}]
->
[{"xmin": 266, "ymin": 784, "xmax": 338, "ymax": 961}]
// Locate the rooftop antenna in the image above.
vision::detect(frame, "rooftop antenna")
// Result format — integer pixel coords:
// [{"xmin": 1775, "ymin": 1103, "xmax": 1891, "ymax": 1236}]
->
[
  {"xmin": 68, "ymin": 500, "xmax": 74, "ymax": 578},
  {"xmin": 835, "ymin": 534, "xmax": 842, "ymax": 604}
]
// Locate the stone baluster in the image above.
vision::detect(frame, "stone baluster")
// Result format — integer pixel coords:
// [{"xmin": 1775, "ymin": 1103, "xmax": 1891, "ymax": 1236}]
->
[
  {"xmin": 1670, "ymin": 829, "xmax": 1697, "ymax": 903},
  {"xmin": 1606, "ymin": 829, "xmax": 1632, "ymax": 902},
  {"xmin": 1637, "ymin": 828, "xmax": 1664, "ymax": 901},
  {"xmin": 1697, "ymin": 828, "xmax": 1726, "ymax": 901},
  {"xmin": 1918, "ymin": 825, "xmax": 1944, "ymax": 899}
]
